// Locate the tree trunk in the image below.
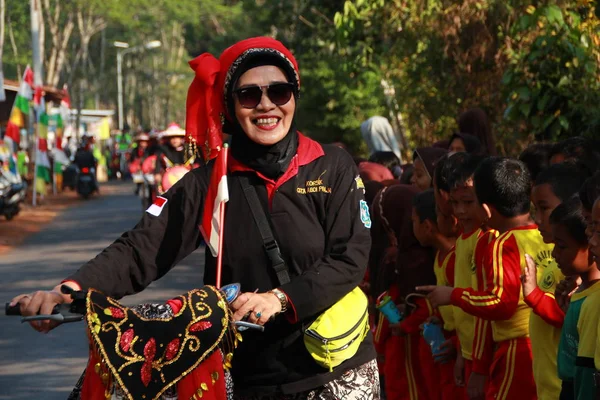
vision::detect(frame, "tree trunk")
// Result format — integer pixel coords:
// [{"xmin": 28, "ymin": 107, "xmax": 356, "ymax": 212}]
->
[
  {"xmin": 0, "ymin": 0, "xmax": 5, "ymax": 80},
  {"xmin": 7, "ymin": 17, "xmax": 21, "ymax": 78},
  {"xmin": 42, "ymin": 0, "xmax": 75, "ymax": 87}
]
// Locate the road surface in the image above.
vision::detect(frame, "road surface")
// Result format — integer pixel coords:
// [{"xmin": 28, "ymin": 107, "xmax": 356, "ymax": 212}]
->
[{"xmin": 0, "ymin": 182, "xmax": 205, "ymax": 399}]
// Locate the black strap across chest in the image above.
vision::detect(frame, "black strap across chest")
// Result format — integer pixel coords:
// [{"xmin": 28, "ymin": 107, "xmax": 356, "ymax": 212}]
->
[{"xmin": 238, "ymin": 175, "xmax": 291, "ymax": 285}]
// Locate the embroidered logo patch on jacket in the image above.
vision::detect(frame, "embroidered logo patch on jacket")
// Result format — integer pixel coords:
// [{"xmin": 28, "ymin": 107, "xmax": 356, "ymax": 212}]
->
[{"xmin": 360, "ymin": 200, "xmax": 371, "ymax": 229}]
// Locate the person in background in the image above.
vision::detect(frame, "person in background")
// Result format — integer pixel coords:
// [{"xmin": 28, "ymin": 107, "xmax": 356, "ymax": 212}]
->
[
  {"xmin": 369, "ymin": 151, "xmax": 403, "ymax": 179},
  {"xmin": 445, "ymin": 153, "xmax": 496, "ymax": 399},
  {"xmin": 522, "ymin": 162, "xmax": 589, "ymax": 400},
  {"xmin": 518, "ymin": 143, "xmax": 553, "ymax": 184},
  {"xmin": 448, "ymin": 133, "xmax": 483, "ymax": 155},
  {"xmin": 73, "ymin": 136, "xmax": 99, "ymax": 193},
  {"xmin": 411, "ymin": 147, "xmax": 448, "ymax": 191},
  {"xmin": 457, "ymin": 108, "xmax": 497, "ymax": 156},
  {"xmin": 130, "ymin": 133, "xmax": 150, "ymax": 195},
  {"xmin": 580, "ymin": 172, "xmax": 600, "ymax": 226},
  {"xmin": 155, "ymin": 123, "xmax": 187, "ymax": 170},
  {"xmin": 587, "ymin": 196, "xmax": 600, "ymax": 392},
  {"xmin": 432, "ymin": 153, "xmax": 460, "ymax": 240},
  {"xmin": 548, "ymin": 136, "xmax": 600, "ymax": 173},
  {"xmin": 370, "ymin": 184, "xmax": 435, "ymax": 400},
  {"xmin": 433, "ymin": 139, "xmax": 451, "ymax": 149},
  {"xmin": 399, "ymin": 163, "xmax": 414, "ymax": 185},
  {"xmin": 359, "ymin": 160, "xmax": 395, "ymax": 183},
  {"xmin": 412, "ymin": 189, "xmax": 464, "ymax": 400},
  {"xmin": 361, "ymin": 116, "xmax": 403, "ymax": 162},
  {"xmin": 552, "ymin": 196, "xmax": 600, "ymax": 400}
]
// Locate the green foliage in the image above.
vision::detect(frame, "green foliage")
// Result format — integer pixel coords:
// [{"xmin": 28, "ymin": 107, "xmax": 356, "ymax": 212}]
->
[
  {"xmin": 4, "ymin": 0, "xmax": 32, "ymax": 78},
  {"xmin": 502, "ymin": 2, "xmax": 600, "ymax": 141},
  {"xmin": 6, "ymin": 0, "xmax": 600, "ymax": 153}
]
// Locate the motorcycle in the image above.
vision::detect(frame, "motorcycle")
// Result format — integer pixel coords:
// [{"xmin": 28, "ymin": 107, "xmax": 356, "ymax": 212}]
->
[
  {"xmin": 4, "ymin": 283, "xmax": 261, "ymax": 400},
  {"xmin": 0, "ymin": 169, "xmax": 27, "ymax": 220},
  {"xmin": 76, "ymin": 166, "xmax": 97, "ymax": 199},
  {"xmin": 140, "ymin": 155, "xmax": 159, "ymax": 210}
]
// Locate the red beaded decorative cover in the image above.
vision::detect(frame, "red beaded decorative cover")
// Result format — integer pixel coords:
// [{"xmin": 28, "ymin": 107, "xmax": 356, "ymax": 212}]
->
[{"xmin": 85, "ymin": 286, "xmax": 238, "ymax": 400}]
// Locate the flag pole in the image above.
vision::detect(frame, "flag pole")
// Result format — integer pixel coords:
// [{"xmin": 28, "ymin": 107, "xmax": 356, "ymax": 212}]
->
[
  {"xmin": 215, "ymin": 143, "xmax": 229, "ymax": 289},
  {"xmin": 32, "ymin": 108, "xmax": 40, "ymax": 206}
]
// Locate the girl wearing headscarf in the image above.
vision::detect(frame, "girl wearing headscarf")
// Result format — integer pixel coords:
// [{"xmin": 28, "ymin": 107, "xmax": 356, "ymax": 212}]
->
[
  {"xmin": 12, "ymin": 37, "xmax": 378, "ymax": 399},
  {"xmin": 369, "ymin": 185, "xmax": 436, "ymax": 400},
  {"xmin": 457, "ymin": 108, "xmax": 497, "ymax": 155},
  {"xmin": 359, "ymin": 160, "xmax": 395, "ymax": 183},
  {"xmin": 361, "ymin": 116, "xmax": 403, "ymax": 162},
  {"xmin": 448, "ymin": 132, "xmax": 483, "ymax": 155},
  {"xmin": 410, "ymin": 147, "xmax": 448, "ymax": 191}
]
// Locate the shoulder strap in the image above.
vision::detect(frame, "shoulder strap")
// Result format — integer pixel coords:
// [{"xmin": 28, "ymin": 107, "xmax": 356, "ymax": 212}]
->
[{"xmin": 238, "ymin": 175, "xmax": 291, "ymax": 285}]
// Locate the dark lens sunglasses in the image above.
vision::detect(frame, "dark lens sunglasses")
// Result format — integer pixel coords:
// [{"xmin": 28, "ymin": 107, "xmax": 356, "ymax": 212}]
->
[{"xmin": 233, "ymin": 82, "xmax": 295, "ymax": 109}]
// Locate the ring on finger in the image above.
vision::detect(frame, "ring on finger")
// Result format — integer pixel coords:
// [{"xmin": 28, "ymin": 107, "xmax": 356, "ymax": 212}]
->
[{"xmin": 255, "ymin": 311, "xmax": 262, "ymax": 319}]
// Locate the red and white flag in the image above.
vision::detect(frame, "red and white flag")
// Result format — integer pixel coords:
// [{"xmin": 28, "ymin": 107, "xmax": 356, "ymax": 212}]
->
[
  {"xmin": 146, "ymin": 196, "xmax": 168, "ymax": 217},
  {"xmin": 200, "ymin": 146, "xmax": 229, "ymax": 257}
]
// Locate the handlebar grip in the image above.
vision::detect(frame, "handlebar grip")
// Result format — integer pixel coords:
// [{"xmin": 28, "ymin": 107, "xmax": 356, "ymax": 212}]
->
[
  {"xmin": 4, "ymin": 303, "xmax": 61, "ymax": 316},
  {"xmin": 5, "ymin": 303, "xmax": 21, "ymax": 316}
]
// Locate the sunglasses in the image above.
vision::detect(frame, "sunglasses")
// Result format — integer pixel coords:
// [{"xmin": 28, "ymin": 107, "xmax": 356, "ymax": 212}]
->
[{"xmin": 233, "ymin": 82, "xmax": 295, "ymax": 109}]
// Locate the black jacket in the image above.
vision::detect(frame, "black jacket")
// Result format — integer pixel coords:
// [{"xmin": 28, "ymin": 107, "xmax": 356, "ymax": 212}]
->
[
  {"xmin": 73, "ymin": 148, "xmax": 96, "ymax": 169},
  {"xmin": 154, "ymin": 144, "xmax": 185, "ymax": 174},
  {"xmin": 67, "ymin": 134, "xmax": 375, "ymax": 394}
]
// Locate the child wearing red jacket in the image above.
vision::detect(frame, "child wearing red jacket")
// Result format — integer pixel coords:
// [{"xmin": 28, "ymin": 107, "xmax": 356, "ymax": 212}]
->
[{"xmin": 371, "ymin": 184, "xmax": 436, "ymax": 400}]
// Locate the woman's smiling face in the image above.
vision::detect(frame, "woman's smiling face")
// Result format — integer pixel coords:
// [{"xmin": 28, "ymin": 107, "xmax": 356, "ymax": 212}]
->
[{"xmin": 234, "ymin": 65, "xmax": 295, "ymax": 146}]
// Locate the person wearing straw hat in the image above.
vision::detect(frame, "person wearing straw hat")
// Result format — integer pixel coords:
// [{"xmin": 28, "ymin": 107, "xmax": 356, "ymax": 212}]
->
[
  {"xmin": 156, "ymin": 123, "xmax": 187, "ymax": 169},
  {"xmin": 11, "ymin": 37, "xmax": 378, "ymax": 399}
]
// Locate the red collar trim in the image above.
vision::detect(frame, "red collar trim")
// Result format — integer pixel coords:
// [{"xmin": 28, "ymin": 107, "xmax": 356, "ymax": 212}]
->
[
  {"xmin": 228, "ymin": 132, "xmax": 324, "ymax": 183},
  {"xmin": 505, "ymin": 224, "xmax": 539, "ymax": 232}
]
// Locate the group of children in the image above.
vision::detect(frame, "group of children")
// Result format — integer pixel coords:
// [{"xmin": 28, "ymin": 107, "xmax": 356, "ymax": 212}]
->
[{"xmin": 363, "ymin": 136, "xmax": 600, "ymax": 400}]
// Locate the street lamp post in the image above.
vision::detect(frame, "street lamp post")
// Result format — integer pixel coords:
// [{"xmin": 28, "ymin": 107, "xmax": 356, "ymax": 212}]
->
[{"xmin": 114, "ymin": 40, "xmax": 162, "ymax": 131}]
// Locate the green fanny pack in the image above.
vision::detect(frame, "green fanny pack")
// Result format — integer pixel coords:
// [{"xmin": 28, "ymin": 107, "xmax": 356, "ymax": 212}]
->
[{"xmin": 304, "ymin": 287, "xmax": 370, "ymax": 372}]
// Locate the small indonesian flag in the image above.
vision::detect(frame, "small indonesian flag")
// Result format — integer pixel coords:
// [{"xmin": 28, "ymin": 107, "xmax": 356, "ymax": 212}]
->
[
  {"xmin": 200, "ymin": 146, "xmax": 229, "ymax": 257},
  {"xmin": 146, "ymin": 196, "xmax": 168, "ymax": 217}
]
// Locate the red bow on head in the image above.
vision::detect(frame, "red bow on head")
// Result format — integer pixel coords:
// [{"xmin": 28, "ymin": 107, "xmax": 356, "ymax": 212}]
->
[{"xmin": 186, "ymin": 54, "xmax": 223, "ymax": 162}]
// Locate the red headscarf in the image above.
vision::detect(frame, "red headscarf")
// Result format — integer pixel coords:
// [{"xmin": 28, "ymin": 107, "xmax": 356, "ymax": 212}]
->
[
  {"xmin": 358, "ymin": 161, "xmax": 394, "ymax": 182},
  {"xmin": 185, "ymin": 37, "xmax": 300, "ymax": 161}
]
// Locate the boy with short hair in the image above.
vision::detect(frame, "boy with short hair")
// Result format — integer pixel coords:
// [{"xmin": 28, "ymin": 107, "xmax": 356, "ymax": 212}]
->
[
  {"xmin": 522, "ymin": 162, "xmax": 588, "ymax": 399},
  {"xmin": 430, "ymin": 153, "xmax": 495, "ymax": 397},
  {"xmin": 446, "ymin": 153, "xmax": 497, "ymax": 398},
  {"xmin": 421, "ymin": 157, "xmax": 553, "ymax": 400},
  {"xmin": 433, "ymin": 153, "xmax": 460, "ymax": 239},
  {"xmin": 412, "ymin": 189, "xmax": 463, "ymax": 399}
]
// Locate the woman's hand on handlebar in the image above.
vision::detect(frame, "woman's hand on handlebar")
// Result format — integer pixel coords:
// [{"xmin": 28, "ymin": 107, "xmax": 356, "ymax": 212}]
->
[
  {"xmin": 231, "ymin": 292, "xmax": 282, "ymax": 326},
  {"xmin": 9, "ymin": 282, "xmax": 79, "ymax": 333}
]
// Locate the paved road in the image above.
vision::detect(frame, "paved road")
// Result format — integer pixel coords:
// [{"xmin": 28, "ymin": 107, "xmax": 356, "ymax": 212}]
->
[{"xmin": 0, "ymin": 182, "xmax": 205, "ymax": 399}]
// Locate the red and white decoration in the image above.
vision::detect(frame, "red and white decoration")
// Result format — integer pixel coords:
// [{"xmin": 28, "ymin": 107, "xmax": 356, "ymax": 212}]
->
[
  {"xmin": 200, "ymin": 147, "xmax": 229, "ymax": 257},
  {"xmin": 146, "ymin": 196, "xmax": 168, "ymax": 217}
]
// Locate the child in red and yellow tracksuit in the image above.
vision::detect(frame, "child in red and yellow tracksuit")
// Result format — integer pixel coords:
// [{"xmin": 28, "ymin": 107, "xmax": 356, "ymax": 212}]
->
[
  {"xmin": 371, "ymin": 184, "xmax": 436, "ymax": 400},
  {"xmin": 422, "ymin": 158, "xmax": 552, "ymax": 400},
  {"xmin": 412, "ymin": 189, "xmax": 464, "ymax": 399},
  {"xmin": 441, "ymin": 153, "xmax": 495, "ymax": 395}
]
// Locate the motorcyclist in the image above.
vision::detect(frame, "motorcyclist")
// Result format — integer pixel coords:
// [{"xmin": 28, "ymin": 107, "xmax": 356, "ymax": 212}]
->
[{"xmin": 73, "ymin": 136, "xmax": 98, "ymax": 192}]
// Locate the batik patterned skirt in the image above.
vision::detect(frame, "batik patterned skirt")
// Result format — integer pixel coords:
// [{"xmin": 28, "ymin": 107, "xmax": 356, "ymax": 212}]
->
[{"xmin": 233, "ymin": 359, "xmax": 380, "ymax": 400}]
